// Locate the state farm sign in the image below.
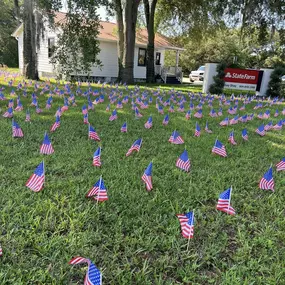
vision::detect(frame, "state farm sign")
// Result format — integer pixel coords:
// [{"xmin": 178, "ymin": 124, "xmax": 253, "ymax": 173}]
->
[{"xmin": 223, "ymin": 68, "xmax": 262, "ymax": 91}]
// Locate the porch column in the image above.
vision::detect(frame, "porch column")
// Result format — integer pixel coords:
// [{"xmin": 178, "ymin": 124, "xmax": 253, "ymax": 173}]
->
[{"xmin": 175, "ymin": 50, "xmax": 180, "ymax": 74}]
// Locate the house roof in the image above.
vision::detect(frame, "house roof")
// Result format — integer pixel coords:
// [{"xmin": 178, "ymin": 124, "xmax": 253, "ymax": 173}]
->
[{"xmin": 12, "ymin": 11, "xmax": 183, "ymax": 51}]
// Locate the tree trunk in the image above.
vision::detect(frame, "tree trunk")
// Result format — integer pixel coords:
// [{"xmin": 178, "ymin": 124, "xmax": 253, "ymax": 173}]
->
[
  {"xmin": 14, "ymin": 0, "xmax": 20, "ymax": 23},
  {"xmin": 144, "ymin": 0, "xmax": 157, "ymax": 83},
  {"xmin": 122, "ymin": 0, "xmax": 141, "ymax": 84},
  {"xmin": 23, "ymin": 0, "xmax": 39, "ymax": 80},
  {"xmin": 114, "ymin": 0, "xmax": 124, "ymax": 82}
]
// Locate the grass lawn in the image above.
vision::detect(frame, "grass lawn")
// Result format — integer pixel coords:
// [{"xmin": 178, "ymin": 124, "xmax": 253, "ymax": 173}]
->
[{"xmin": 0, "ymin": 69, "xmax": 285, "ymax": 284}]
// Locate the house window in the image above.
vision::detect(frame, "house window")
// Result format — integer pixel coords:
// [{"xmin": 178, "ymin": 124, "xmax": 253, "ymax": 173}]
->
[
  {"xmin": 48, "ymin": 38, "xmax": 55, "ymax": 58},
  {"xmin": 155, "ymin": 52, "xmax": 161, "ymax": 65},
  {"xmin": 138, "ymin": 48, "xmax": 146, "ymax": 66}
]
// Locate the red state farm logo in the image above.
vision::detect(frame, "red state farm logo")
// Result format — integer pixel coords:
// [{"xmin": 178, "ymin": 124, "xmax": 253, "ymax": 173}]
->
[{"xmin": 224, "ymin": 68, "xmax": 259, "ymax": 84}]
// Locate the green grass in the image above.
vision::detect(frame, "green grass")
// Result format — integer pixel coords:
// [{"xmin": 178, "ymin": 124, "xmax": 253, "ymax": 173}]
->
[{"xmin": 0, "ymin": 69, "xmax": 285, "ymax": 284}]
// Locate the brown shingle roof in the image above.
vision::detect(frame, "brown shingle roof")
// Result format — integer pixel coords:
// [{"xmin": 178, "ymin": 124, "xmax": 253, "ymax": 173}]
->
[{"xmin": 54, "ymin": 11, "xmax": 180, "ymax": 49}]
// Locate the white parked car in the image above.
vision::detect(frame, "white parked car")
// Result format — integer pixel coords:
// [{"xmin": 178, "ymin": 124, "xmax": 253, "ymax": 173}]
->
[{"xmin": 189, "ymin": 66, "xmax": 205, "ymax": 82}]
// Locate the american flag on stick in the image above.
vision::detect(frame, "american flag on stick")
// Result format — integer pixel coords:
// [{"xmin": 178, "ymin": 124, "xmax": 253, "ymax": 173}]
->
[{"xmin": 69, "ymin": 256, "xmax": 102, "ymax": 285}]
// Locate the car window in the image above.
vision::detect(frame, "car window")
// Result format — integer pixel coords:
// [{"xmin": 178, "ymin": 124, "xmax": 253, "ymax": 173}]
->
[{"xmin": 198, "ymin": 66, "xmax": 205, "ymax": 71}]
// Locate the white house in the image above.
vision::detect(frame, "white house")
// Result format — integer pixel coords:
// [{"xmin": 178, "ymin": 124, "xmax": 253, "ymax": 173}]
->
[{"xmin": 12, "ymin": 12, "xmax": 184, "ymax": 83}]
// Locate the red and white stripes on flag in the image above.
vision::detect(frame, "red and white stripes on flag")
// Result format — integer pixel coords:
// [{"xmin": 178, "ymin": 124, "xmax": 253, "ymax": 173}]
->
[
  {"xmin": 93, "ymin": 147, "xmax": 101, "ymax": 167},
  {"xmin": 176, "ymin": 212, "xmax": 194, "ymax": 239},
  {"xmin": 276, "ymin": 158, "xmax": 285, "ymax": 171},
  {"xmin": 25, "ymin": 161, "xmax": 45, "ymax": 192}
]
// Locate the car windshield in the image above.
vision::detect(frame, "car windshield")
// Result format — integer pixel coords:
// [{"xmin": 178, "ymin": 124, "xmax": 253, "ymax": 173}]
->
[{"xmin": 198, "ymin": 66, "xmax": 205, "ymax": 71}]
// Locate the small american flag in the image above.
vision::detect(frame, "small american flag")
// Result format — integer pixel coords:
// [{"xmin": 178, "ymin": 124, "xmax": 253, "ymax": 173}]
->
[
  {"xmin": 144, "ymin": 116, "xmax": 153, "ymax": 129},
  {"xmin": 185, "ymin": 110, "xmax": 191, "ymax": 120},
  {"xmin": 219, "ymin": 117, "xmax": 229, "ymax": 126},
  {"xmin": 93, "ymin": 147, "xmax": 101, "ymax": 167},
  {"xmin": 142, "ymin": 162, "xmax": 153, "ymax": 191},
  {"xmin": 169, "ymin": 105, "xmax": 174, "ymax": 113},
  {"xmin": 26, "ymin": 161, "xmax": 45, "ymax": 192},
  {"xmin": 228, "ymin": 106, "xmax": 236, "ymax": 115},
  {"xmin": 194, "ymin": 122, "xmax": 201, "ymax": 137},
  {"xmin": 121, "ymin": 122, "xmax": 127, "ymax": 132},
  {"xmin": 8, "ymin": 99, "xmax": 14, "ymax": 108},
  {"xmin": 0, "ymin": 245, "xmax": 2, "ymax": 256},
  {"xmin": 257, "ymin": 112, "xmax": 263, "ymax": 119},
  {"xmin": 15, "ymin": 101, "xmax": 23, "ymax": 111},
  {"xmin": 274, "ymin": 109, "xmax": 279, "ymax": 117},
  {"xmin": 55, "ymin": 107, "xmax": 62, "ymax": 117},
  {"xmin": 3, "ymin": 107, "xmax": 13, "ymax": 118},
  {"xmin": 116, "ymin": 100, "xmax": 123, "ymax": 108},
  {"xmin": 86, "ymin": 177, "xmax": 108, "ymax": 201},
  {"xmin": 50, "ymin": 116, "xmax": 60, "ymax": 132},
  {"xmin": 69, "ymin": 256, "xmax": 102, "ymax": 285},
  {"xmin": 273, "ymin": 120, "xmax": 283, "ymax": 130},
  {"xmin": 106, "ymin": 104, "xmax": 110, "ymax": 112},
  {"xmin": 209, "ymin": 109, "xmax": 217, "ymax": 117},
  {"xmin": 46, "ymin": 98, "xmax": 52, "ymax": 109},
  {"xmin": 82, "ymin": 105, "xmax": 88, "ymax": 115},
  {"xmin": 205, "ymin": 121, "xmax": 212, "ymax": 133},
  {"xmin": 83, "ymin": 113, "xmax": 89, "ymax": 124},
  {"xmin": 40, "ymin": 133, "xmax": 54, "ymax": 155},
  {"xmin": 36, "ymin": 104, "xmax": 42, "ymax": 114},
  {"xmin": 212, "ymin": 139, "xmax": 227, "ymax": 157},
  {"xmin": 264, "ymin": 121, "xmax": 273, "ymax": 131},
  {"xmin": 263, "ymin": 110, "xmax": 270, "ymax": 119},
  {"xmin": 169, "ymin": 130, "xmax": 184, "ymax": 144},
  {"xmin": 259, "ymin": 167, "xmax": 274, "ymax": 191},
  {"xmin": 87, "ymin": 100, "xmax": 94, "ymax": 111},
  {"xmin": 217, "ymin": 108, "xmax": 223, "ymax": 116},
  {"xmin": 276, "ymin": 158, "xmax": 285, "ymax": 171},
  {"xmin": 255, "ymin": 124, "xmax": 265, "ymax": 136},
  {"xmin": 176, "ymin": 149, "xmax": 190, "ymax": 172},
  {"xmin": 135, "ymin": 107, "xmax": 143, "ymax": 117},
  {"xmin": 158, "ymin": 105, "xmax": 164, "ymax": 114},
  {"xmin": 242, "ymin": 129, "xmax": 248, "ymax": 141},
  {"xmin": 176, "ymin": 211, "xmax": 194, "ymax": 238},
  {"xmin": 177, "ymin": 103, "xmax": 184, "ymax": 112},
  {"xmin": 239, "ymin": 114, "xmax": 247, "ymax": 123},
  {"xmin": 229, "ymin": 116, "xmax": 239, "ymax": 125},
  {"xmin": 25, "ymin": 110, "xmax": 31, "ymax": 122},
  {"xmin": 126, "ymin": 138, "xmax": 142, "ymax": 156},
  {"xmin": 216, "ymin": 187, "xmax": 236, "ymax": 215},
  {"xmin": 162, "ymin": 114, "xmax": 169, "ymax": 125},
  {"xmin": 12, "ymin": 120, "xmax": 24, "ymax": 137},
  {"xmin": 89, "ymin": 125, "xmax": 100, "ymax": 141},
  {"xmin": 109, "ymin": 109, "xmax": 118, "ymax": 121},
  {"xmin": 228, "ymin": 131, "xmax": 237, "ymax": 145},
  {"xmin": 194, "ymin": 109, "xmax": 203, "ymax": 118}
]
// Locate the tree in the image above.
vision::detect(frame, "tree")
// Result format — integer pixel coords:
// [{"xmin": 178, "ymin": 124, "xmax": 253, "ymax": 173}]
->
[
  {"xmin": 51, "ymin": 0, "xmax": 103, "ymax": 79},
  {"xmin": 0, "ymin": 0, "xmax": 19, "ymax": 67},
  {"xmin": 266, "ymin": 65, "xmax": 285, "ymax": 97},
  {"xmin": 122, "ymin": 0, "xmax": 141, "ymax": 83},
  {"xmin": 23, "ymin": 0, "xmax": 39, "ymax": 79},
  {"xmin": 114, "ymin": 0, "xmax": 124, "ymax": 81},
  {"xmin": 110, "ymin": 0, "xmax": 141, "ymax": 83},
  {"xmin": 143, "ymin": 0, "xmax": 158, "ymax": 83},
  {"xmin": 164, "ymin": 29, "xmax": 251, "ymax": 74}
]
